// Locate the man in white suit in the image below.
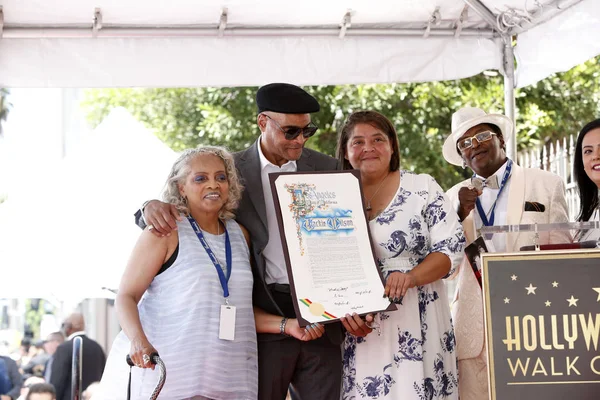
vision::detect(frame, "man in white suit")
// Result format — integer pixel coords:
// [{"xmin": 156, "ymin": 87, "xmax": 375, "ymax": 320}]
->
[{"xmin": 442, "ymin": 107, "xmax": 570, "ymax": 400}]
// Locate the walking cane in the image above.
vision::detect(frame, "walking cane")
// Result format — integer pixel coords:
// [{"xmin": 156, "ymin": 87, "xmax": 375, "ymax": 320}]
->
[
  {"xmin": 125, "ymin": 353, "xmax": 166, "ymax": 400},
  {"xmin": 71, "ymin": 336, "xmax": 83, "ymax": 400}
]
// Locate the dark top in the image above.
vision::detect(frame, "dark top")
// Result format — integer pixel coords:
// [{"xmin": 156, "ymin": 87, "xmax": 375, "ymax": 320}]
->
[
  {"xmin": 50, "ymin": 335, "xmax": 106, "ymax": 400},
  {"xmin": 0, "ymin": 356, "xmax": 22, "ymax": 400}
]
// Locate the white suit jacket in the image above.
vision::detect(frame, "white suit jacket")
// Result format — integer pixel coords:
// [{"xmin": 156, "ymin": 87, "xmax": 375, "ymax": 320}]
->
[{"xmin": 446, "ymin": 163, "xmax": 570, "ymax": 360}]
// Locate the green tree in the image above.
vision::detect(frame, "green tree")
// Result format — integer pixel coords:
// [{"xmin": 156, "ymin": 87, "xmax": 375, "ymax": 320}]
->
[
  {"xmin": 0, "ymin": 88, "xmax": 10, "ymax": 136},
  {"xmin": 517, "ymin": 56, "xmax": 600, "ymax": 146},
  {"xmin": 82, "ymin": 88, "xmax": 259, "ymax": 152},
  {"xmin": 25, "ymin": 299, "xmax": 46, "ymax": 340},
  {"xmin": 81, "ymin": 83, "xmax": 482, "ymax": 189},
  {"xmin": 81, "ymin": 56, "xmax": 600, "ymax": 190}
]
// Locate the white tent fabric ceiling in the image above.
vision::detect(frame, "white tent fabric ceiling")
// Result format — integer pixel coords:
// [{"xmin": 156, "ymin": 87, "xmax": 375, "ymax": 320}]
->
[
  {"xmin": 0, "ymin": 0, "xmax": 597, "ymax": 88},
  {"xmin": 516, "ymin": 0, "xmax": 600, "ymax": 87}
]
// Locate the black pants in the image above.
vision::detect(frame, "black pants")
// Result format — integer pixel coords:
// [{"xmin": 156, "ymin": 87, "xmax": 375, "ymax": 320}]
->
[
  {"xmin": 259, "ymin": 284, "xmax": 342, "ymax": 400},
  {"xmin": 257, "ymin": 335, "xmax": 342, "ymax": 400}
]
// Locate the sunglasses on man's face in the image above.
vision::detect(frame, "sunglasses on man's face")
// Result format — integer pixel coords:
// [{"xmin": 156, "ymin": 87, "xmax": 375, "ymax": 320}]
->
[
  {"xmin": 457, "ymin": 130, "xmax": 497, "ymax": 151},
  {"xmin": 264, "ymin": 114, "xmax": 318, "ymax": 140}
]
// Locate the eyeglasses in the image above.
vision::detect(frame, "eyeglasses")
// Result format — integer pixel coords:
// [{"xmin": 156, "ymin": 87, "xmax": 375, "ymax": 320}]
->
[
  {"xmin": 264, "ymin": 114, "xmax": 318, "ymax": 140},
  {"xmin": 457, "ymin": 131, "xmax": 497, "ymax": 151}
]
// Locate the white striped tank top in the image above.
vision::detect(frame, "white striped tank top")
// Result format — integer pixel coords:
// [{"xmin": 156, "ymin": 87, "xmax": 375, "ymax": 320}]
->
[{"xmin": 97, "ymin": 218, "xmax": 257, "ymax": 400}]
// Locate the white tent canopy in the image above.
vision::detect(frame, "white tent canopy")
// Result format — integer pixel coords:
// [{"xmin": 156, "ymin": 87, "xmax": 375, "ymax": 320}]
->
[
  {"xmin": 0, "ymin": 108, "xmax": 178, "ymax": 301},
  {"xmin": 515, "ymin": 0, "xmax": 600, "ymax": 87},
  {"xmin": 1, "ymin": 0, "xmax": 598, "ymax": 89},
  {"xmin": 3, "ymin": 0, "xmax": 599, "ymax": 160}
]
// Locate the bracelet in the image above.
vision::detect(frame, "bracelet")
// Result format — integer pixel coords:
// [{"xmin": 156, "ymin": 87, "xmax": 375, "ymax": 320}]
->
[
  {"xmin": 140, "ymin": 200, "xmax": 152, "ymax": 226},
  {"xmin": 279, "ymin": 317, "xmax": 289, "ymax": 336}
]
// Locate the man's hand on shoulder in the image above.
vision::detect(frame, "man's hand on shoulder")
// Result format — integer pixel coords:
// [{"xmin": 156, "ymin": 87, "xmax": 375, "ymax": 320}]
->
[{"xmin": 144, "ymin": 200, "xmax": 182, "ymax": 237}]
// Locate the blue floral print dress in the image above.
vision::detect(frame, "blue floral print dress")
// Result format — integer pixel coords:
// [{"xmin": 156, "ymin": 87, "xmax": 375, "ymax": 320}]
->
[{"xmin": 343, "ymin": 171, "xmax": 465, "ymax": 400}]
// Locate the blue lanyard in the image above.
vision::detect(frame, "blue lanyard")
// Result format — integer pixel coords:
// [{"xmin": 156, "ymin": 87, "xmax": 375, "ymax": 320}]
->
[
  {"xmin": 187, "ymin": 216, "xmax": 232, "ymax": 299},
  {"xmin": 475, "ymin": 159, "xmax": 513, "ymax": 226}
]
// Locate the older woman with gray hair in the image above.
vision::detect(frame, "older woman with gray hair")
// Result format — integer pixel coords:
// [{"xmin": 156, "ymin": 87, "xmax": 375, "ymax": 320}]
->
[{"xmin": 96, "ymin": 146, "xmax": 257, "ymax": 399}]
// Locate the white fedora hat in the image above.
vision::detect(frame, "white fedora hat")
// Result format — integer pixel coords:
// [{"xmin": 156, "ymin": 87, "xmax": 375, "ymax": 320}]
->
[{"xmin": 442, "ymin": 107, "xmax": 513, "ymax": 166}]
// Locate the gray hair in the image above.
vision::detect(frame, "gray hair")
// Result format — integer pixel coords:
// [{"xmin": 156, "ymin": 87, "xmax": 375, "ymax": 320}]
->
[{"xmin": 162, "ymin": 146, "xmax": 242, "ymax": 220}]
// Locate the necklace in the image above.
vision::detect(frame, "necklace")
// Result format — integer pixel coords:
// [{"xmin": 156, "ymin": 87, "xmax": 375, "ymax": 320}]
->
[
  {"xmin": 364, "ymin": 171, "xmax": 390, "ymax": 211},
  {"xmin": 197, "ymin": 219, "xmax": 221, "ymax": 235}
]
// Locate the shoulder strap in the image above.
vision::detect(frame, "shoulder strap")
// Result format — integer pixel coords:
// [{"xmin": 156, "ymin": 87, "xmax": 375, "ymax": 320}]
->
[{"xmin": 156, "ymin": 244, "xmax": 179, "ymax": 276}]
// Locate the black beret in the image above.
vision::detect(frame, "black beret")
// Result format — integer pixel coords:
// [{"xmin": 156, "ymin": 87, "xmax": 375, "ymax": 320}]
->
[{"xmin": 256, "ymin": 83, "xmax": 320, "ymax": 114}]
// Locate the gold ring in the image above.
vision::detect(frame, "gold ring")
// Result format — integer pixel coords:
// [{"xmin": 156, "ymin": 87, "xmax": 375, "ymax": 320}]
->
[
  {"xmin": 147, "ymin": 224, "xmax": 154, "ymax": 230},
  {"xmin": 142, "ymin": 354, "xmax": 150, "ymax": 364}
]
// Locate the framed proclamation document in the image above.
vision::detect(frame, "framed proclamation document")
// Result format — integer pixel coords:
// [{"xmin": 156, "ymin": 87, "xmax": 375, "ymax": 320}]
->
[{"xmin": 270, "ymin": 170, "xmax": 395, "ymax": 327}]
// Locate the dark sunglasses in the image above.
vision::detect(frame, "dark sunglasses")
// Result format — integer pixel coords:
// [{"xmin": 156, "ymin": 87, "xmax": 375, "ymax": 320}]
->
[{"xmin": 264, "ymin": 114, "xmax": 318, "ymax": 140}]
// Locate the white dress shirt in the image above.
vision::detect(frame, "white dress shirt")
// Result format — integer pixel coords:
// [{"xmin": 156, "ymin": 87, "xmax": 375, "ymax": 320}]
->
[
  {"xmin": 474, "ymin": 160, "xmax": 511, "ymax": 252},
  {"xmin": 257, "ymin": 136, "xmax": 297, "ymax": 284}
]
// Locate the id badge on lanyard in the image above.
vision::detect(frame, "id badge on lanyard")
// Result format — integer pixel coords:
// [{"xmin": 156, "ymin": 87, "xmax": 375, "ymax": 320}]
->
[{"xmin": 188, "ymin": 217, "xmax": 236, "ymax": 341}]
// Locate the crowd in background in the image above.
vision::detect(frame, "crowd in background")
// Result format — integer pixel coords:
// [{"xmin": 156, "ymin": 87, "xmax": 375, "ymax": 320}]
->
[{"xmin": 0, "ymin": 314, "xmax": 105, "ymax": 400}]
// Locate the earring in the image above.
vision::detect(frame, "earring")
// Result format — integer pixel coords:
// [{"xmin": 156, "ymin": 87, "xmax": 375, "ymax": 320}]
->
[{"xmin": 462, "ymin": 159, "xmax": 467, "ymax": 169}]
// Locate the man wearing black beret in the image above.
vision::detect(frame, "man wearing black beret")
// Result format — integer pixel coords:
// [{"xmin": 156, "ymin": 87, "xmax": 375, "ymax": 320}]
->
[{"xmin": 139, "ymin": 83, "xmax": 371, "ymax": 399}]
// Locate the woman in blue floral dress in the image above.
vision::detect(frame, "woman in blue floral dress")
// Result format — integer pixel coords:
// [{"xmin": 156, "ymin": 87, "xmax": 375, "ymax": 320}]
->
[{"xmin": 336, "ymin": 111, "xmax": 465, "ymax": 399}]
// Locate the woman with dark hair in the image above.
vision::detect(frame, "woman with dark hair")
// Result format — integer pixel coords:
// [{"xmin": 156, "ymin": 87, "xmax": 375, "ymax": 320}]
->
[
  {"xmin": 336, "ymin": 110, "xmax": 465, "ymax": 399},
  {"xmin": 574, "ymin": 118, "xmax": 600, "ymax": 241}
]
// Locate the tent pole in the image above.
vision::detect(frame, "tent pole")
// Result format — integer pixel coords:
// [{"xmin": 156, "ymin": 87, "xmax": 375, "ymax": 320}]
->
[
  {"xmin": 461, "ymin": 0, "xmax": 498, "ymax": 28},
  {"xmin": 0, "ymin": 26, "xmax": 496, "ymax": 39},
  {"xmin": 503, "ymin": 38, "xmax": 517, "ymax": 162},
  {"xmin": 462, "ymin": 0, "xmax": 518, "ymax": 160},
  {"xmin": 508, "ymin": 0, "xmax": 583, "ymax": 35}
]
